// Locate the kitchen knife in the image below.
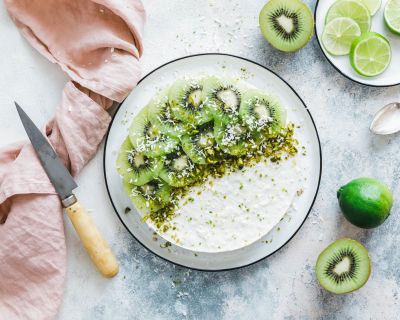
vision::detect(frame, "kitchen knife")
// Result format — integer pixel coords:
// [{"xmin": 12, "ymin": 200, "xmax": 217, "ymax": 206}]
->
[{"xmin": 15, "ymin": 102, "xmax": 119, "ymax": 278}]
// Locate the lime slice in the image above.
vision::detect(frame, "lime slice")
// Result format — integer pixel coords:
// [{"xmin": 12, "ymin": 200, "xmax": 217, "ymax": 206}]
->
[
  {"xmin": 326, "ymin": 0, "xmax": 371, "ymax": 33},
  {"xmin": 322, "ymin": 17, "xmax": 361, "ymax": 55},
  {"xmin": 359, "ymin": 0, "xmax": 381, "ymax": 16},
  {"xmin": 350, "ymin": 32, "xmax": 391, "ymax": 77},
  {"xmin": 384, "ymin": 0, "xmax": 400, "ymax": 35}
]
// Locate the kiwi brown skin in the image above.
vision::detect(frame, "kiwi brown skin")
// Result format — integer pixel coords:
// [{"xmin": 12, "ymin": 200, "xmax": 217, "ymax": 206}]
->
[{"xmin": 315, "ymin": 238, "xmax": 371, "ymax": 295}]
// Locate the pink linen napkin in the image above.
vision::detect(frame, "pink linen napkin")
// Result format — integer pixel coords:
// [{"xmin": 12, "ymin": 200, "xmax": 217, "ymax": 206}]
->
[{"xmin": 0, "ymin": 1, "xmax": 145, "ymax": 319}]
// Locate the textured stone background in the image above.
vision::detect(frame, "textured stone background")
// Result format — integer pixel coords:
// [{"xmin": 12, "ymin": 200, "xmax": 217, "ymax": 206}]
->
[{"xmin": 1, "ymin": 0, "xmax": 400, "ymax": 319}]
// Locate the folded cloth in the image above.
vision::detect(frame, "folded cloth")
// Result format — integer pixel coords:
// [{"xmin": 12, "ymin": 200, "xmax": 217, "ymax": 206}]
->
[{"xmin": 0, "ymin": 1, "xmax": 145, "ymax": 319}]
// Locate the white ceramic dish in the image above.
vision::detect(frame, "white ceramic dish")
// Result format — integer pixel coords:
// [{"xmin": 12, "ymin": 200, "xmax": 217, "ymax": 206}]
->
[
  {"xmin": 104, "ymin": 54, "xmax": 322, "ymax": 271},
  {"xmin": 315, "ymin": 0, "xmax": 400, "ymax": 87}
]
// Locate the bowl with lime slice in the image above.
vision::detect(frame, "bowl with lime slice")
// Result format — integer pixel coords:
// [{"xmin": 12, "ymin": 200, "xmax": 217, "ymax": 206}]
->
[{"xmin": 315, "ymin": 0, "xmax": 400, "ymax": 86}]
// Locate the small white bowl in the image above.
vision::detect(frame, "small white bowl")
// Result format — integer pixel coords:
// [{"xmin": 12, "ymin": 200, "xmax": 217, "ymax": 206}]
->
[{"xmin": 315, "ymin": 0, "xmax": 400, "ymax": 87}]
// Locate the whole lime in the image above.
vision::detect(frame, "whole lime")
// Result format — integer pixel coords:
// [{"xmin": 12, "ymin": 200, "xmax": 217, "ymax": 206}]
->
[{"xmin": 337, "ymin": 177, "xmax": 393, "ymax": 229}]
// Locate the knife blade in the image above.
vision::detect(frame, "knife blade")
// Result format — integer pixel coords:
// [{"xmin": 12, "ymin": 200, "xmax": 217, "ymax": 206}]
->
[
  {"xmin": 15, "ymin": 102, "xmax": 77, "ymax": 201},
  {"xmin": 15, "ymin": 102, "xmax": 119, "ymax": 278}
]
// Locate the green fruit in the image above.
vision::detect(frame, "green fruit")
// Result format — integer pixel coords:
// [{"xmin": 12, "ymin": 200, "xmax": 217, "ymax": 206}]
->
[
  {"xmin": 116, "ymin": 137, "xmax": 162, "ymax": 186},
  {"xmin": 259, "ymin": 0, "xmax": 314, "ymax": 52},
  {"xmin": 349, "ymin": 32, "xmax": 391, "ymax": 77},
  {"xmin": 203, "ymin": 76, "xmax": 243, "ymax": 124},
  {"xmin": 214, "ymin": 118, "xmax": 259, "ymax": 156},
  {"xmin": 147, "ymin": 88, "xmax": 188, "ymax": 139},
  {"xmin": 384, "ymin": 0, "xmax": 400, "ymax": 35},
  {"xmin": 326, "ymin": 0, "xmax": 371, "ymax": 33},
  {"xmin": 360, "ymin": 0, "xmax": 381, "ymax": 16},
  {"xmin": 129, "ymin": 107, "xmax": 179, "ymax": 158},
  {"xmin": 337, "ymin": 177, "xmax": 393, "ymax": 228},
  {"xmin": 316, "ymin": 238, "xmax": 371, "ymax": 294},
  {"xmin": 159, "ymin": 147, "xmax": 200, "ymax": 187},
  {"xmin": 123, "ymin": 179, "xmax": 171, "ymax": 214},
  {"xmin": 322, "ymin": 17, "xmax": 361, "ymax": 56},
  {"xmin": 169, "ymin": 78, "xmax": 214, "ymax": 126},
  {"xmin": 239, "ymin": 89, "xmax": 286, "ymax": 137},
  {"xmin": 181, "ymin": 123, "xmax": 220, "ymax": 164}
]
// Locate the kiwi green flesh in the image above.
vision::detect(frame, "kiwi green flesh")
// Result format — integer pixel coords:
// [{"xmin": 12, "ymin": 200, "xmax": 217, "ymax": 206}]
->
[
  {"xmin": 129, "ymin": 108, "xmax": 179, "ymax": 157},
  {"xmin": 123, "ymin": 179, "xmax": 171, "ymax": 213},
  {"xmin": 159, "ymin": 147, "xmax": 198, "ymax": 187},
  {"xmin": 259, "ymin": 0, "xmax": 314, "ymax": 52},
  {"xmin": 214, "ymin": 119, "xmax": 259, "ymax": 156},
  {"xmin": 181, "ymin": 124, "xmax": 220, "ymax": 164},
  {"xmin": 116, "ymin": 137, "xmax": 161, "ymax": 186},
  {"xmin": 240, "ymin": 90, "xmax": 286, "ymax": 136},
  {"xmin": 169, "ymin": 78, "xmax": 213, "ymax": 125},
  {"xmin": 201, "ymin": 77, "xmax": 242, "ymax": 124},
  {"xmin": 316, "ymin": 238, "xmax": 371, "ymax": 294},
  {"xmin": 147, "ymin": 92, "xmax": 187, "ymax": 139}
]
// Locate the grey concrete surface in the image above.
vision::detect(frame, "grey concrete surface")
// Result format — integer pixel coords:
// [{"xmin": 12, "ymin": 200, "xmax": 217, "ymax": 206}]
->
[{"xmin": 1, "ymin": 0, "xmax": 399, "ymax": 319}]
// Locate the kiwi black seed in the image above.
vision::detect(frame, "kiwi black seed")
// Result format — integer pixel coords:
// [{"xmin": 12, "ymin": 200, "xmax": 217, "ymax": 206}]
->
[
  {"xmin": 129, "ymin": 107, "xmax": 179, "ymax": 158},
  {"xmin": 316, "ymin": 238, "xmax": 371, "ymax": 294},
  {"xmin": 147, "ymin": 88, "xmax": 188, "ymax": 139},
  {"xmin": 259, "ymin": 0, "xmax": 314, "ymax": 52},
  {"xmin": 203, "ymin": 77, "xmax": 243, "ymax": 124},
  {"xmin": 116, "ymin": 137, "xmax": 162, "ymax": 186},
  {"xmin": 181, "ymin": 122, "xmax": 220, "ymax": 164},
  {"xmin": 159, "ymin": 147, "xmax": 199, "ymax": 187},
  {"xmin": 239, "ymin": 89, "xmax": 286, "ymax": 137},
  {"xmin": 169, "ymin": 78, "xmax": 213, "ymax": 126},
  {"xmin": 214, "ymin": 118, "xmax": 259, "ymax": 157}
]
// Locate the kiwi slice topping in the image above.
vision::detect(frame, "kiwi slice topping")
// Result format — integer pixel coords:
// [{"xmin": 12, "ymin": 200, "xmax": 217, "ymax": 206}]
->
[
  {"xmin": 203, "ymin": 77, "xmax": 243, "ymax": 123},
  {"xmin": 214, "ymin": 119, "xmax": 259, "ymax": 156},
  {"xmin": 259, "ymin": 0, "xmax": 314, "ymax": 52},
  {"xmin": 123, "ymin": 179, "xmax": 171, "ymax": 214},
  {"xmin": 316, "ymin": 238, "xmax": 371, "ymax": 294},
  {"xmin": 181, "ymin": 123, "xmax": 220, "ymax": 164},
  {"xmin": 129, "ymin": 107, "xmax": 179, "ymax": 158},
  {"xmin": 240, "ymin": 89, "xmax": 286, "ymax": 137},
  {"xmin": 147, "ymin": 89, "xmax": 188, "ymax": 139},
  {"xmin": 159, "ymin": 147, "xmax": 200, "ymax": 187},
  {"xmin": 169, "ymin": 78, "xmax": 213, "ymax": 126},
  {"xmin": 116, "ymin": 137, "xmax": 162, "ymax": 186}
]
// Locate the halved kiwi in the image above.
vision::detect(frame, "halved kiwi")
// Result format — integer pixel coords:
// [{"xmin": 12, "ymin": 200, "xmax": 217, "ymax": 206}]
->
[
  {"xmin": 159, "ymin": 147, "xmax": 200, "ymax": 187},
  {"xmin": 123, "ymin": 179, "xmax": 171, "ymax": 214},
  {"xmin": 181, "ymin": 123, "xmax": 220, "ymax": 164},
  {"xmin": 239, "ymin": 89, "xmax": 286, "ymax": 137},
  {"xmin": 129, "ymin": 107, "xmax": 179, "ymax": 158},
  {"xmin": 203, "ymin": 77, "xmax": 243, "ymax": 124},
  {"xmin": 316, "ymin": 238, "xmax": 371, "ymax": 294},
  {"xmin": 259, "ymin": 0, "xmax": 314, "ymax": 52},
  {"xmin": 147, "ymin": 88, "xmax": 188, "ymax": 139},
  {"xmin": 169, "ymin": 78, "xmax": 214, "ymax": 126},
  {"xmin": 116, "ymin": 137, "xmax": 162, "ymax": 186},
  {"xmin": 214, "ymin": 118, "xmax": 259, "ymax": 156}
]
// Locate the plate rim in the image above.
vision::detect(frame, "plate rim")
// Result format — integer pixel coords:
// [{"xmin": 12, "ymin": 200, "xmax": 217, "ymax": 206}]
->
[
  {"xmin": 314, "ymin": 0, "xmax": 400, "ymax": 88},
  {"xmin": 103, "ymin": 53, "xmax": 323, "ymax": 272}
]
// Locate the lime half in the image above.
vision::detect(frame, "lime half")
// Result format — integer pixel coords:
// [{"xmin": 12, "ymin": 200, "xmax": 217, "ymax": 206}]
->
[
  {"xmin": 322, "ymin": 17, "xmax": 361, "ymax": 55},
  {"xmin": 360, "ymin": 0, "xmax": 381, "ymax": 16},
  {"xmin": 384, "ymin": 0, "xmax": 400, "ymax": 35},
  {"xmin": 350, "ymin": 32, "xmax": 391, "ymax": 77},
  {"xmin": 326, "ymin": 0, "xmax": 371, "ymax": 33}
]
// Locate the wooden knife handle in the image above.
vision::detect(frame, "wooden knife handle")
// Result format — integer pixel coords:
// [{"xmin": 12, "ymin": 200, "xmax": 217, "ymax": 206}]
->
[{"xmin": 65, "ymin": 201, "xmax": 119, "ymax": 278}]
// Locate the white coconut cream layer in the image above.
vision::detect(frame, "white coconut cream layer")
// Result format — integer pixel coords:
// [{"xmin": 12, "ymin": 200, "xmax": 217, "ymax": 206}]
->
[{"xmin": 147, "ymin": 156, "xmax": 301, "ymax": 252}]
